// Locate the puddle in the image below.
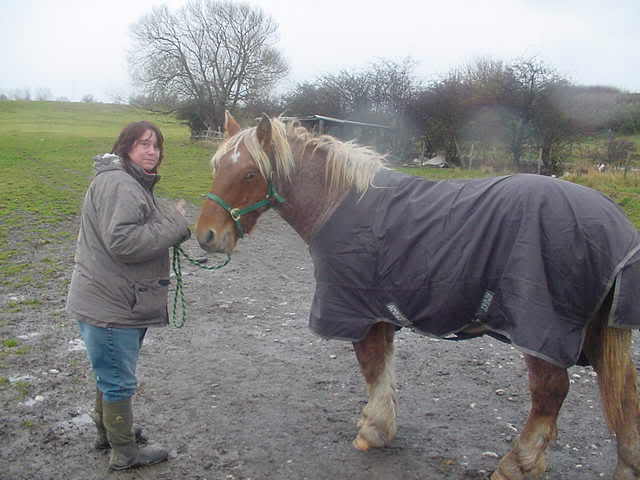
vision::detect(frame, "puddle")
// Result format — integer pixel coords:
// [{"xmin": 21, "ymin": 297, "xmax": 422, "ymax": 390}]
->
[
  {"xmin": 67, "ymin": 338, "xmax": 86, "ymax": 352},
  {"xmin": 69, "ymin": 413, "xmax": 93, "ymax": 426},
  {"xmin": 21, "ymin": 395, "xmax": 45, "ymax": 407},
  {"xmin": 17, "ymin": 332, "xmax": 41, "ymax": 340}
]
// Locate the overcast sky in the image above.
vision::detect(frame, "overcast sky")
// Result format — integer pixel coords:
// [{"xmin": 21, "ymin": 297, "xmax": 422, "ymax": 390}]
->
[{"xmin": 1, "ymin": 0, "xmax": 639, "ymax": 102}]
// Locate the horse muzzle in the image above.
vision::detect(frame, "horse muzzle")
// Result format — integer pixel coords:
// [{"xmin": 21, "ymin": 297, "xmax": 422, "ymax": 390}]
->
[{"xmin": 196, "ymin": 227, "xmax": 235, "ymax": 254}]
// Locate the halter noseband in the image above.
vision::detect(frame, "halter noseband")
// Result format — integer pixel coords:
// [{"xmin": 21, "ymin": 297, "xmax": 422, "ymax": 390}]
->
[{"xmin": 205, "ymin": 182, "xmax": 285, "ymax": 238}]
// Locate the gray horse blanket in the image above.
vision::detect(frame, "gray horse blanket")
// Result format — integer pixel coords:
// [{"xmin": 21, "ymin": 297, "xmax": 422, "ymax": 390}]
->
[{"xmin": 308, "ymin": 170, "xmax": 640, "ymax": 367}]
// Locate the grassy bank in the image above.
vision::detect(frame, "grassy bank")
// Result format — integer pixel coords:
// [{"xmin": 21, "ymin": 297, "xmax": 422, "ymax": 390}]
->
[
  {"xmin": 0, "ymin": 100, "xmax": 216, "ymax": 290},
  {"xmin": 565, "ymin": 171, "xmax": 640, "ymax": 226}
]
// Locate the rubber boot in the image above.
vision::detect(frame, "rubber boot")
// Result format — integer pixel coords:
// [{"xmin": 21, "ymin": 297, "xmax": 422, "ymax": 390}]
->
[
  {"xmin": 103, "ymin": 397, "xmax": 168, "ymax": 471},
  {"xmin": 92, "ymin": 389, "xmax": 147, "ymax": 450},
  {"xmin": 92, "ymin": 388, "xmax": 109, "ymax": 450}
]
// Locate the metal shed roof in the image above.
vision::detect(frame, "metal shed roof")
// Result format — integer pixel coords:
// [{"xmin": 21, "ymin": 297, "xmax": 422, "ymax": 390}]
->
[{"xmin": 281, "ymin": 115, "xmax": 392, "ymax": 130}]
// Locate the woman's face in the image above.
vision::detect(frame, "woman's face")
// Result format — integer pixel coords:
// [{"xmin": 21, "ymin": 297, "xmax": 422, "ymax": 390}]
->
[{"xmin": 129, "ymin": 129, "xmax": 160, "ymax": 172}]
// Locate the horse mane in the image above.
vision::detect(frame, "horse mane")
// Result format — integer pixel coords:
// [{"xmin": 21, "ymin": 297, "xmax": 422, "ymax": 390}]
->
[{"xmin": 211, "ymin": 117, "xmax": 386, "ymax": 195}]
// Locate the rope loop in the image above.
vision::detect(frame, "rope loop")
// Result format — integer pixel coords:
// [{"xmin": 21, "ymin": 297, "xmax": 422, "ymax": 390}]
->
[{"xmin": 170, "ymin": 246, "xmax": 230, "ymax": 328}]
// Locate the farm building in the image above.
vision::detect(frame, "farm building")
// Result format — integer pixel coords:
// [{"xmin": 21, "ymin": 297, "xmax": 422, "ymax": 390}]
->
[{"xmin": 280, "ymin": 115, "xmax": 395, "ymax": 157}]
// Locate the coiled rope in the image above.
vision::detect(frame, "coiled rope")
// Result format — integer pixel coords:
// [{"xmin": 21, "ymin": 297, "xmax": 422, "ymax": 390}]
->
[{"xmin": 170, "ymin": 245, "xmax": 230, "ymax": 328}]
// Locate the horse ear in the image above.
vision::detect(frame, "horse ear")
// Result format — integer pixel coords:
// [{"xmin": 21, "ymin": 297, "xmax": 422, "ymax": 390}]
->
[
  {"xmin": 224, "ymin": 110, "xmax": 241, "ymax": 137},
  {"xmin": 256, "ymin": 113, "xmax": 273, "ymax": 153}
]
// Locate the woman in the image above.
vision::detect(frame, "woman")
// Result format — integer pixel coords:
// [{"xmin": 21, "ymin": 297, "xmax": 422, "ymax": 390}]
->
[{"xmin": 66, "ymin": 121, "xmax": 190, "ymax": 470}]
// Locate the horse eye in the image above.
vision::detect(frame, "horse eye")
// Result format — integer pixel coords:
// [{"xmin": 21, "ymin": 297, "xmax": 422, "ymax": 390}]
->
[{"xmin": 244, "ymin": 171, "xmax": 258, "ymax": 181}]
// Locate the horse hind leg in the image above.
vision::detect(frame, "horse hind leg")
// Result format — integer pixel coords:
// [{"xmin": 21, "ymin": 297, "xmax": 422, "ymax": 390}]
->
[
  {"xmin": 491, "ymin": 354, "xmax": 569, "ymax": 480},
  {"xmin": 352, "ymin": 322, "xmax": 397, "ymax": 451},
  {"xmin": 583, "ymin": 305, "xmax": 640, "ymax": 480}
]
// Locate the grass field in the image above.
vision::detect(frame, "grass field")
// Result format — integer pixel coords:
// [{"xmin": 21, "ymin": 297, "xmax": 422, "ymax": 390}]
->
[
  {"xmin": 0, "ymin": 100, "xmax": 216, "ymax": 290},
  {"xmin": 1, "ymin": 100, "xmax": 640, "ymax": 290}
]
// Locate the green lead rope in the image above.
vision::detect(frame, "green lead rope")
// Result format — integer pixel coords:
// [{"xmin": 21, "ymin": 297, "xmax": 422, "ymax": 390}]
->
[{"xmin": 170, "ymin": 245, "xmax": 231, "ymax": 328}]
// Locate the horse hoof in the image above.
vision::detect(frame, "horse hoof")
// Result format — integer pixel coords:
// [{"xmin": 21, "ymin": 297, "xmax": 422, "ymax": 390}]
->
[
  {"xmin": 353, "ymin": 435, "xmax": 371, "ymax": 451},
  {"xmin": 490, "ymin": 468, "xmax": 521, "ymax": 480},
  {"xmin": 491, "ymin": 451, "xmax": 527, "ymax": 480},
  {"xmin": 614, "ymin": 462, "xmax": 640, "ymax": 480}
]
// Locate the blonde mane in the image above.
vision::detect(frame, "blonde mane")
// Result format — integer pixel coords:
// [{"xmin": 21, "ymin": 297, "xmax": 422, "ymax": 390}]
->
[{"xmin": 212, "ymin": 118, "xmax": 386, "ymax": 195}]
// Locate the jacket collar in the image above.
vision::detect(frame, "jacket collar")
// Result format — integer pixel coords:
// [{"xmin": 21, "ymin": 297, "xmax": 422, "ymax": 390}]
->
[
  {"xmin": 127, "ymin": 161, "xmax": 161, "ymax": 191},
  {"xmin": 93, "ymin": 154, "xmax": 160, "ymax": 191}
]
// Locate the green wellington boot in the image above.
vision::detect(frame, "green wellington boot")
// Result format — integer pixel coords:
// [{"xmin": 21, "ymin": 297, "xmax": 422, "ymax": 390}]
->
[
  {"xmin": 92, "ymin": 389, "xmax": 147, "ymax": 450},
  {"xmin": 103, "ymin": 397, "xmax": 168, "ymax": 471},
  {"xmin": 92, "ymin": 388, "xmax": 109, "ymax": 450}
]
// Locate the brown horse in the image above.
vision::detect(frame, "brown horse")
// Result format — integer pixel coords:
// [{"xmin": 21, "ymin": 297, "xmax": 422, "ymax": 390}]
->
[{"xmin": 195, "ymin": 111, "xmax": 640, "ymax": 479}]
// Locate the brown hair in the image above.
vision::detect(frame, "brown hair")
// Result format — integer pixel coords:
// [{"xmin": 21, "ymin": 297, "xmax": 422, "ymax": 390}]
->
[{"xmin": 111, "ymin": 121, "xmax": 165, "ymax": 173}]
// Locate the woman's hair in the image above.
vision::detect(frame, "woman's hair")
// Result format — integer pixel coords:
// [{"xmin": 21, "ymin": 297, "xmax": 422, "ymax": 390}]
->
[{"xmin": 111, "ymin": 121, "xmax": 165, "ymax": 173}]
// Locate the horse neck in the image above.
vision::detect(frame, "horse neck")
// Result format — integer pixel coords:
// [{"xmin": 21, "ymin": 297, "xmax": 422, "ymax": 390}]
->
[{"xmin": 274, "ymin": 144, "xmax": 345, "ymax": 243}]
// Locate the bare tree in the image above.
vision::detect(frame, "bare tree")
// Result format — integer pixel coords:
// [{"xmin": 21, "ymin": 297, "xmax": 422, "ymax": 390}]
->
[
  {"xmin": 35, "ymin": 88, "xmax": 53, "ymax": 101},
  {"xmin": 503, "ymin": 58, "xmax": 561, "ymax": 168},
  {"xmin": 317, "ymin": 70, "xmax": 373, "ymax": 120},
  {"xmin": 407, "ymin": 72, "xmax": 472, "ymax": 165},
  {"xmin": 288, "ymin": 58, "xmax": 419, "ymax": 124},
  {"xmin": 280, "ymin": 81, "xmax": 343, "ymax": 118},
  {"xmin": 369, "ymin": 57, "xmax": 419, "ymax": 116},
  {"xmin": 129, "ymin": 0, "xmax": 288, "ymax": 132},
  {"xmin": 12, "ymin": 88, "xmax": 31, "ymax": 101},
  {"xmin": 463, "ymin": 58, "xmax": 512, "ymax": 108},
  {"xmin": 531, "ymin": 81, "xmax": 578, "ymax": 174},
  {"xmin": 458, "ymin": 58, "xmax": 513, "ymax": 150},
  {"xmin": 278, "ymin": 58, "xmax": 419, "ymax": 159},
  {"xmin": 367, "ymin": 58, "xmax": 420, "ymax": 158}
]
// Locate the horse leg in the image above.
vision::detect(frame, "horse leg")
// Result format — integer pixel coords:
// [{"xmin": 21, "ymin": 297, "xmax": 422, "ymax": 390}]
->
[
  {"xmin": 492, "ymin": 355, "xmax": 569, "ymax": 480},
  {"xmin": 352, "ymin": 322, "xmax": 397, "ymax": 451},
  {"xmin": 583, "ymin": 305, "xmax": 640, "ymax": 480}
]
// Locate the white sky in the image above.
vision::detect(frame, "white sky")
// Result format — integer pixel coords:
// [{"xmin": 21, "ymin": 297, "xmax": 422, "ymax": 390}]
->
[{"xmin": 1, "ymin": 0, "xmax": 639, "ymax": 102}]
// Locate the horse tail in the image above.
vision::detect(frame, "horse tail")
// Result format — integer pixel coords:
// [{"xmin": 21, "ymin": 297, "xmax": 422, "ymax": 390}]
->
[{"xmin": 590, "ymin": 312, "xmax": 636, "ymax": 432}]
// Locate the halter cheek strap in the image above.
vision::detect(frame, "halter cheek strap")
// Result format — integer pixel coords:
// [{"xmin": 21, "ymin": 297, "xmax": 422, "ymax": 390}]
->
[{"xmin": 205, "ymin": 182, "xmax": 285, "ymax": 238}]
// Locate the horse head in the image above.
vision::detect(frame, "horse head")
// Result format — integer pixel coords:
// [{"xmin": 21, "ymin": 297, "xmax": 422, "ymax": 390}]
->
[{"xmin": 195, "ymin": 111, "xmax": 283, "ymax": 254}]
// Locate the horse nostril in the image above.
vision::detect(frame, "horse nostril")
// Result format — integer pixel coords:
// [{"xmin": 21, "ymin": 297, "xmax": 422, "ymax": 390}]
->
[{"xmin": 205, "ymin": 230, "xmax": 214, "ymax": 244}]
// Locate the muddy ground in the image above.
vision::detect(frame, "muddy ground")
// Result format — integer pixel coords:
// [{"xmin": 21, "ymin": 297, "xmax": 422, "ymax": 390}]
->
[{"xmin": 0, "ymin": 203, "xmax": 635, "ymax": 480}]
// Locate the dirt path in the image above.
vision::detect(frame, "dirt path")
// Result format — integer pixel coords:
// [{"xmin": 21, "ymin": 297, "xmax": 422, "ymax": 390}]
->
[{"xmin": 0, "ymin": 205, "xmax": 630, "ymax": 479}]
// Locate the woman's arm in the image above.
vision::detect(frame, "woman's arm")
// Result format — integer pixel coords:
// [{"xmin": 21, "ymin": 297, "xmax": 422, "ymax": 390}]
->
[{"xmin": 93, "ymin": 177, "xmax": 190, "ymax": 264}]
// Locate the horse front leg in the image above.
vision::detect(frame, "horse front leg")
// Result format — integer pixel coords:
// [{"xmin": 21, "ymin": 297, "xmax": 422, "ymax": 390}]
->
[
  {"xmin": 352, "ymin": 321, "xmax": 397, "ymax": 451},
  {"xmin": 492, "ymin": 355, "xmax": 569, "ymax": 480}
]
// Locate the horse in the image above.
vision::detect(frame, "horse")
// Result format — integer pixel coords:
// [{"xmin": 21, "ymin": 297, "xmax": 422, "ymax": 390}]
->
[{"xmin": 195, "ymin": 111, "xmax": 640, "ymax": 479}]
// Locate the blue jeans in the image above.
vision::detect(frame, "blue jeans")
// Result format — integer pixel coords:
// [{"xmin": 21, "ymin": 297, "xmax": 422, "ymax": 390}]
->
[{"xmin": 78, "ymin": 321, "xmax": 147, "ymax": 403}]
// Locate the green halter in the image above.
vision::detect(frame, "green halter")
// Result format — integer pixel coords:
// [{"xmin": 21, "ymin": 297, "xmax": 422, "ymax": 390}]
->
[{"xmin": 206, "ymin": 182, "xmax": 285, "ymax": 238}]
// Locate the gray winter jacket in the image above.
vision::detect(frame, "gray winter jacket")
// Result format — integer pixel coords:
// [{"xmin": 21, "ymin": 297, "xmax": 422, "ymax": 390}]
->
[{"xmin": 66, "ymin": 154, "xmax": 190, "ymax": 327}]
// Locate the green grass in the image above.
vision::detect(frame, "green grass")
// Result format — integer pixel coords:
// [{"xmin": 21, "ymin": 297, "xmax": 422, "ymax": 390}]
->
[
  {"xmin": 2, "ymin": 298, "xmax": 42, "ymax": 313},
  {"xmin": 12, "ymin": 380, "xmax": 30, "ymax": 399},
  {"xmin": 564, "ymin": 171, "xmax": 640, "ymax": 227},
  {"xmin": 0, "ymin": 100, "xmax": 217, "ymax": 289},
  {"xmin": 397, "ymin": 167, "xmax": 502, "ymax": 180},
  {"xmin": 2, "ymin": 339, "xmax": 19, "ymax": 348},
  {"xmin": 0, "ymin": 376, "xmax": 30, "ymax": 401},
  {"xmin": 620, "ymin": 133, "xmax": 640, "ymax": 148}
]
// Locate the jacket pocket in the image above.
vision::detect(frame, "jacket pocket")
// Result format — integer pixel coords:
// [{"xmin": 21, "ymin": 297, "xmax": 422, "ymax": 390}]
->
[{"xmin": 131, "ymin": 278, "xmax": 170, "ymax": 319}]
